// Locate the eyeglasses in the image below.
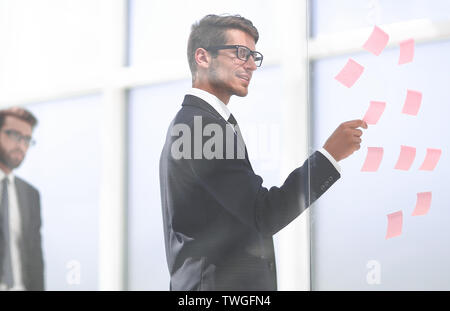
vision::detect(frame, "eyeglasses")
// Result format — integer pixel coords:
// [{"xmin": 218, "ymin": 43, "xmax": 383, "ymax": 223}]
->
[
  {"xmin": 205, "ymin": 45, "xmax": 263, "ymax": 67},
  {"xmin": 2, "ymin": 130, "xmax": 35, "ymax": 147}
]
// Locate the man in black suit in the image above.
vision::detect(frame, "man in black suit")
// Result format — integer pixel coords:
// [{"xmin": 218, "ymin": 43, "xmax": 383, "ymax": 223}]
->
[
  {"xmin": 160, "ymin": 14, "xmax": 367, "ymax": 290},
  {"xmin": 0, "ymin": 107, "xmax": 44, "ymax": 291}
]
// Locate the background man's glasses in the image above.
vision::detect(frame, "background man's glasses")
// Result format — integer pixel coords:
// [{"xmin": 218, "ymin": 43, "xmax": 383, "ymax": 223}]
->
[
  {"xmin": 205, "ymin": 45, "xmax": 264, "ymax": 67},
  {"xmin": 2, "ymin": 130, "xmax": 36, "ymax": 147}
]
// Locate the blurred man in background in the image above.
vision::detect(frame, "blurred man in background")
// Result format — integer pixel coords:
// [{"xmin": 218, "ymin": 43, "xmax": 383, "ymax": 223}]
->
[{"xmin": 0, "ymin": 107, "xmax": 44, "ymax": 291}]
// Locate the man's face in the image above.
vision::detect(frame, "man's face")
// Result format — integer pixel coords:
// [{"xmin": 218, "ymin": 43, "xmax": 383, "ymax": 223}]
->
[
  {"xmin": 208, "ymin": 29, "xmax": 258, "ymax": 100},
  {"xmin": 0, "ymin": 116, "xmax": 32, "ymax": 170}
]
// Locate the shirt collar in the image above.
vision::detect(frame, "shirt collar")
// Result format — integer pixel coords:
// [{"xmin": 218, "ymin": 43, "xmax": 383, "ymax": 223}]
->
[
  {"xmin": 0, "ymin": 169, "xmax": 15, "ymax": 184},
  {"xmin": 186, "ymin": 87, "xmax": 231, "ymax": 121}
]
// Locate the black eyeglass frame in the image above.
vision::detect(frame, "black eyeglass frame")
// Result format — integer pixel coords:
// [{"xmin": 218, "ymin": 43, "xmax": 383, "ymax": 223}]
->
[
  {"xmin": 2, "ymin": 129, "xmax": 36, "ymax": 147},
  {"xmin": 204, "ymin": 45, "xmax": 264, "ymax": 67}
]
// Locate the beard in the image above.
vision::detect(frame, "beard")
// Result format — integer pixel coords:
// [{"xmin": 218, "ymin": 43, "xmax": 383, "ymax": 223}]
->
[
  {"xmin": 0, "ymin": 144, "xmax": 24, "ymax": 170},
  {"xmin": 208, "ymin": 61, "xmax": 248, "ymax": 98}
]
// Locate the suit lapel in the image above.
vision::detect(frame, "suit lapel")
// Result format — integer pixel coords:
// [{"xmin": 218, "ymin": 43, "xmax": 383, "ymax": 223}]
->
[
  {"xmin": 182, "ymin": 95, "xmax": 253, "ymax": 169},
  {"xmin": 182, "ymin": 95, "xmax": 224, "ymax": 122},
  {"xmin": 14, "ymin": 178, "xmax": 29, "ymax": 289}
]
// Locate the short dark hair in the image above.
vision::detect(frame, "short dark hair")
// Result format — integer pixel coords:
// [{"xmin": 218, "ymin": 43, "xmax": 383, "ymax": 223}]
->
[
  {"xmin": 0, "ymin": 107, "xmax": 38, "ymax": 130},
  {"xmin": 187, "ymin": 14, "xmax": 259, "ymax": 78}
]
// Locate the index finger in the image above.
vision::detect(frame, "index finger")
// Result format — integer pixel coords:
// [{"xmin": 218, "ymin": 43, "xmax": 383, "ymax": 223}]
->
[{"xmin": 343, "ymin": 119, "xmax": 368, "ymax": 129}]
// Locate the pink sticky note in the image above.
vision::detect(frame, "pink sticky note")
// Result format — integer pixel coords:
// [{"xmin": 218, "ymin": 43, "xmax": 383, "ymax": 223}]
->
[
  {"xmin": 398, "ymin": 38, "xmax": 415, "ymax": 65},
  {"xmin": 363, "ymin": 101, "xmax": 386, "ymax": 125},
  {"xmin": 402, "ymin": 89, "xmax": 422, "ymax": 116},
  {"xmin": 386, "ymin": 211, "xmax": 403, "ymax": 239},
  {"xmin": 361, "ymin": 147, "xmax": 383, "ymax": 172},
  {"xmin": 412, "ymin": 192, "xmax": 432, "ymax": 216},
  {"xmin": 363, "ymin": 26, "xmax": 389, "ymax": 56},
  {"xmin": 334, "ymin": 58, "xmax": 365, "ymax": 88},
  {"xmin": 394, "ymin": 145, "xmax": 416, "ymax": 170},
  {"xmin": 419, "ymin": 148, "xmax": 442, "ymax": 171}
]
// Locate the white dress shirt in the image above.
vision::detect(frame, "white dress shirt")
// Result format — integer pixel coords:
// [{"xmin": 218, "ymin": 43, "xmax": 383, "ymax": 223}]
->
[
  {"xmin": 187, "ymin": 87, "xmax": 231, "ymax": 121},
  {"xmin": 0, "ymin": 171, "xmax": 25, "ymax": 291},
  {"xmin": 186, "ymin": 87, "xmax": 341, "ymax": 174}
]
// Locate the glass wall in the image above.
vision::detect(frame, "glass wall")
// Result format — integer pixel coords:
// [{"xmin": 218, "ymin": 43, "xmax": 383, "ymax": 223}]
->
[
  {"xmin": 126, "ymin": 0, "xmax": 291, "ymax": 290},
  {"xmin": 127, "ymin": 80, "xmax": 189, "ymax": 290},
  {"xmin": 0, "ymin": 0, "xmax": 104, "ymax": 96},
  {"xmin": 127, "ymin": 0, "xmax": 281, "ymax": 68},
  {"xmin": 16, "ymin": 95, "xmax": 102, "ymax": 290},
  {"xmin": 310, "ymin": 0, "xmax": 450, "ymax": 37},
  {"xmin": 310, "ymin": 0, "xmax": 450, "ymax": 290},
  {"xmin": 6, "ymin": 0, "xmax": 449, "ymax": 291}
]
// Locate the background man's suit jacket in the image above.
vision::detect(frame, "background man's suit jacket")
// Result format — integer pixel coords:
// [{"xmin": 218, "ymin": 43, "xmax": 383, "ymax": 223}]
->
[
  {"xmin": 15, "ymin": 177, "xmax": 44, "ymax": 290},
  {"xmin": 160, "ymin": 95, "xmax": 340, "ymax": 290}
]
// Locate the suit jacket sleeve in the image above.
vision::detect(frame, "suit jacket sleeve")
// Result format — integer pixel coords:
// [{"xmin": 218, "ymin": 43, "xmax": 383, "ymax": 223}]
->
[
  {"xmin": 29, "ymin": 190, "xmax": 44, "ymax": 290},
  {"xmin": 188, "ymin": 149, "xmax": 340, "ymax": 237}
]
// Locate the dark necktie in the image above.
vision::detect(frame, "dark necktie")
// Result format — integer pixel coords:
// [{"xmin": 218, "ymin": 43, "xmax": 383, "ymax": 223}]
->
[
  {"xmin": 227, "ymin": 113, "xmax": 238, "ymax": 128},
  {"xmin": 0, "ymin": 177, "xmax": 13, "ymax": 289},
  {"xmin": 227, "ymin": 114, "xmax": 251, "ymax": 166}
]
